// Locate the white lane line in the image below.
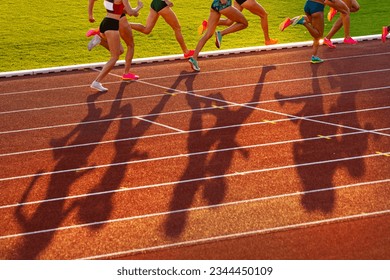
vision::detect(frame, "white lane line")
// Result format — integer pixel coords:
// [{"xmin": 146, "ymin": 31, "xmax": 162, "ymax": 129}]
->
[
  {"xmin": 2, "ymin": 67, "xmax": 389, "ymax": 115},
  {"xmin": 135, "ymin": 117, "xmax": 184, "ymax": 132},
  {"xmin": 1, "ymin": 84, "xmax": 389, "ymax": 136},
  {"xmin": 0, "ymin": 178, "xmax": 388, "ymax": 240},
  {"xmin": 1, "ymin": 51, "xmax": 389, "ymax": 97},
  {"xmin": 81, "ymin": 208, "xmax": 390, "ymax": 260},
  {"xmin": 1, "ymin": 150, "xmax": 389, "ymax": 209},
  {"xmin": 138, "ymin": 78, "xmax": 390, "ymax": 138},
  {"xmin": 1, "ymin": 104, "xmax": 388, "ymax": 158}
]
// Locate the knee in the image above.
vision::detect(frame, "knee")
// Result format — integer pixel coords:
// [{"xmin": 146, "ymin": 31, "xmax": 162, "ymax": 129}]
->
[
  {"xmin": 172, "ymin": 24, "xmax": 182, "ymax": 34},
  {"xmin": 350, "ymin": 4, "xmax": 360, "ymax": 12},
  {"xmin": 241, "ymin": 19, "xmax": 249, "ymax": 28}
]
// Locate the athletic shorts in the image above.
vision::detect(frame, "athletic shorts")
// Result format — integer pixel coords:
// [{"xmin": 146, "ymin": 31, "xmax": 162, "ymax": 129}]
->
[
  {"xmin": 99, "ymin": 17, "xmax": 120, "ymax": 33},
  {"xmin": 211, "ymin": 0, "xmax": 232, "ymax": 12},
  {"xmin": 235, "ymin": 0, "xmax": 247, "ymax": 5},
  {"xmin": 151, "ymin": 0, "xmax": 168, "ymax": 12},
  {"xmin": 304, "ymin": 0, "xmax": 325, "ymax": 15}
]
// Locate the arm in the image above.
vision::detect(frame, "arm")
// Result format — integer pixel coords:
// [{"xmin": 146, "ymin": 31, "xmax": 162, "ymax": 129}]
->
[
  {"xmin": 124, "ymin": 0, "xmax": 144, "ymax": 17},
  {"xmin": 88, "ymin": 0, "xmax": 97, "ymax": 23},
  {"xmin": 163, "ymin": 0, "xmax": 173, "ymax": 7}
]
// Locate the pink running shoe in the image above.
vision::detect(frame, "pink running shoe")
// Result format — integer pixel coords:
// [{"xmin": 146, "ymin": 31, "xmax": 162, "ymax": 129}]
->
[
  {"xmin": 86, "ymin": 28, "xmax": 100, "ymax": 37},
  {"xmin": 382, "ymin": 26, "xmax": 389, "ymax": 43},
  {"xmin": 327, "ymin": 7, "xmax": 337, "ymax": 21},
  {"xmin": 323, "ymin": 37, "xmax": 336, "ymax": 48},
  {"xmin": 184, "ymin": 50, "xmax": 195, "ymax": 58},
  {"xmin": 122, "ymin": 73, "xmax": 139, "ymax": 80},
  {"xmin": 279, "ymin": 18, "xmax": 292, "ymax": 31},
  {"xmin": 343, "ymin": 37, "xmax": 357, "ymax": 45}
]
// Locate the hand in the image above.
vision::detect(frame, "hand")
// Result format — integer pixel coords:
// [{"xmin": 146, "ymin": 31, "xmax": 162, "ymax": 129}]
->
[
  {"xmin": 137, "ymin": 0, "xmax": 144, "ymax": 10},
  {"xmin": 89, "ymin": 16, "xmax": 95, "ymax": 23},
  {"xmin": 165, "ymin": 0, "xmax": 173, "ymax": 7}
]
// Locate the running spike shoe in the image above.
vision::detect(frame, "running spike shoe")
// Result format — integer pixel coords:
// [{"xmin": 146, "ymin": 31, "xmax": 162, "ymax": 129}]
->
[
  {"xmin": 382, "ymin": 26, "xmax": 389, "ymax": 43},
  {"xmin": 311, "ymin": 55, "xmax": 324, "ymax": 64},
  {"xmin": 323, "ymin": 37, "xmax": 336, "ymax": 48},
  {"xmin": 90, "ymin": 81, "xmax": 108, "ymax": 92},
  {"xmin": 292, "ymin": 15, "xmax": 305, "ymax": 26},
  {"xmin": 87, "ymin": 35, "xmax": 101, "ymax": 51},
  {"xmin": 265, "ymin": 38, "xmax": 278, "ymax": 45},
  {"xmin": 215, "ymin": 31, "xmax": 222, "ymax": 48},
  {"xmin": 197, "ymin": 20, "xmax": 208, "ymax": 35},
  {"xmin": 184, "ymin": 50, "xmax": 195, "ymax": 58},
  {"xmin": 86, "ymin": 28, "xmax": 100, "ymax": 37},
  {"xmin": 343, "ymin": 37, "xmax": 357, "ymax": 45},
  {"xmin": 279, "ymin": 18, "xmax": 292, "ymax": 31},
  {"xmin": 188, "ymin": 57, "xmax": 200, "ymax": 72},
  {"xmin": 122, "ymin": 73, "xmax": 139, "ymax": 80},
  {"xmin": 327, "ymin": 7, "xmax": 337, "ymax": 21}
]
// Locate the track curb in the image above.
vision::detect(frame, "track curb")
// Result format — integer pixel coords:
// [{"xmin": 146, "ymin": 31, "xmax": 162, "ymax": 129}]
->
[{"xmin": 0, "ymin": 34, "xmax": 381, "ymax": 78}]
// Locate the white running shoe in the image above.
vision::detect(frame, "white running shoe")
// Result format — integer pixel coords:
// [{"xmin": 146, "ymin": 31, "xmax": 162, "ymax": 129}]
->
[
  {"xmin": 88, "ymin": 35, "xmax": 101, "ymax": 51},
  {"xmin": 90, "ymin": 81, "xmax": 108, "ymax": 92}
]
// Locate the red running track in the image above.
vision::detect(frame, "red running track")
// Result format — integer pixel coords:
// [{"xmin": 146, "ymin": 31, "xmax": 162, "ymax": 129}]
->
[{"xmin": 0, "ymin": 40, "xmax": 389, "ymax": 260}]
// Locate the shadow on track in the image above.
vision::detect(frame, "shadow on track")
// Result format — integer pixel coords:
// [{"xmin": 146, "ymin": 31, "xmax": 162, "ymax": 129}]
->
[
  {"xmin": 14, "ymin": 90, "xmax": 114, "ymax": 259},
  {"xmin": 275, "ymin": 64, "xmax": 371, "ymax": 213},
  {"xmin": 164, "ymin": 66, "xmax": 275, "ymax": 238}
]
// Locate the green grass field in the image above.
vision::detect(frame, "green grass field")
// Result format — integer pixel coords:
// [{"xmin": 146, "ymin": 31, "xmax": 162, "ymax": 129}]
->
[{"xmin": 0, "ymin": 0, "xmax": 389, "ymax": 72}]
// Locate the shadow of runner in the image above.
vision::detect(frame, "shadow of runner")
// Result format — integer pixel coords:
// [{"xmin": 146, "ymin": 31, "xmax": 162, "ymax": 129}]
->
[
  {"xmin": 14, "ymin": 91, "xmax": 116, "ymax": 259},
  {"xmin": 164, "ymin": 66, "xmax": 275, "ymax": 238},
  {"xmin": 77, "ymin": 77, "xmax": 180, "ymax": 228},
  {"xmin": 275, "ymin": 64, "xmax": 371, "ymax": 213}
]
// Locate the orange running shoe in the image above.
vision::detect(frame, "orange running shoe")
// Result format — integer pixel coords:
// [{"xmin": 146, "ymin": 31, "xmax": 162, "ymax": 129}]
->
[
  {"xmin": 279, "ymin": 18, "xmax": 292, "ymax": 31},
  {"xmin": 327, "ymin": 7, "xmax": 337, "ymax": 21},
  {"xmin": 265, "ymin": 38, "xmax": 278, "ymax": 45},
  {"xmin": 382, "ymin": 26, "xmax": 389, "ymax": 43},
  {"xmin": 197, "ymin": 20, "xmax": 208, "ymax": 35}
]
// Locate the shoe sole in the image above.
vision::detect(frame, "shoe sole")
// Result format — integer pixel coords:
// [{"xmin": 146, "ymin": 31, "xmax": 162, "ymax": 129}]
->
[
  {"xmin": 279, "ymin": 18, "xmax": 291, "ymax": 31},
  {"xmin": 188, "ymin": 59, "xmax": 200, "ymax": 72}
]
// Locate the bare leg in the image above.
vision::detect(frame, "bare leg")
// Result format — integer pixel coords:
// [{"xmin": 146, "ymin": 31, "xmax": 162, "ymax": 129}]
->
[
  {"xmin": 130, "ymin": 8, "xmax": 159, "ymax": 34},
  {"xmin": 242, "ymin": 0, "xmax": 273, "ymax": 41},
  {"xmin": 219, "ymin": 6, "xmax": 248, "ymax": 37},
  {"xmin": 159, "ymin": 7, "xmax": 189, "ymax": 54},
  {"xmin": 95, "ymin": 30, "xmax": 121, "ymax": 83},
  {"xmin": 193, "ymin": 9, "xmax": 221, "ymax": 60},
  {"xmin": 119, "ymin": 18, "xmax": 135, "ymax": 75}
]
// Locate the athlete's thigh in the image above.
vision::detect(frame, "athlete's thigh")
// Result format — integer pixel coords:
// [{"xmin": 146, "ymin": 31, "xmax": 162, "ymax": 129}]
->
[
  {"xmin": 220, "ymin": 6, "xmax": 246, "ymax": 23},
  {"xmin": 119, "ymin": 17, "xmax": 134, "ymax": 44},
  {"xmin": 241, "ymin": 0, "xmax": 267, "ymax": 17},
  {"xmin": 159, "ymin": 7, "xmax": 180, "ymax": 29},
  {"xmin": 311, "ymin": 12, "xmax": 324, "ymax": 36}
]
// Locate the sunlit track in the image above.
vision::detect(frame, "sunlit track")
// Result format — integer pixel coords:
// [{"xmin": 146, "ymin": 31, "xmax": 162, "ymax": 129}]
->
[
  {"xmin": 82, "ymin": 209, "xmax": 390, "ymax": 260},
  {"xmin": 0, "ymin": 51, "xmax": 389, "ymax": 97},
  {"xmin": 1, "ymin": 178, "xmax": 389, "ymax": 240},
  {"xmin": 1, "ymin": 40, "xmax": 389, "ymax": 260},
  {"xmin": 1, "ymin": 84, "xmax": 389, "ymax": 136},
  {"xmin": 0, "ymin": 150, "xmax": 388, "ymax": 209},
  {"xmin": 2, "ymin": 68, "xmax": 390, "ymax": 116},
  {"xmin": 136, "ymin": 79, "xmax": 390, "ymax": 138},
  {"xmin": 0, "ymin": 106, "xmax": 388, "ymax": 158},
  {"xmin": 0, "ymin": 124, "xmax": 388, "ymax": 181}
]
